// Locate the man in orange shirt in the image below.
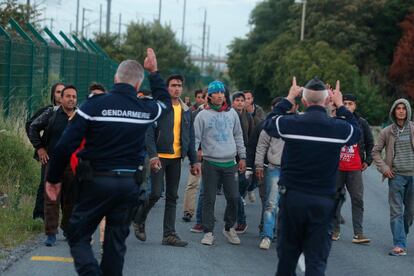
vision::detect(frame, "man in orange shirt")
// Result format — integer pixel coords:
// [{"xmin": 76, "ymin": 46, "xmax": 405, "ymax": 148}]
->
[{"xmin": 133, "ymin": 74, "xmax": 201, "ymax": 246}]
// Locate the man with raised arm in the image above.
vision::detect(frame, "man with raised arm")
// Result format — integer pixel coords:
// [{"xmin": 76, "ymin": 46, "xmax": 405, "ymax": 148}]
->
[{"xmin": 264, "ymin": 78, "xmax": 360, "ymax": 275}]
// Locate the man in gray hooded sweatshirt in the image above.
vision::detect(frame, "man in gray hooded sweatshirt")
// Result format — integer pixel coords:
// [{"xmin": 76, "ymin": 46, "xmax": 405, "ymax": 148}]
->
[
  {"xmin": 372, "ymin": 98, "xmax": 414, "ymax": 256},
  {"xmin": 194, "ymin": 80, "xmax": 246, "ymax": 246}
]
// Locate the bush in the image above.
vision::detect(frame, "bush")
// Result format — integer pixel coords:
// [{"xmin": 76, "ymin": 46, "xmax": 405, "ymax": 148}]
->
[{"xmin": 0, "ymin": 111, "xmax": 42, "ymax": 248}]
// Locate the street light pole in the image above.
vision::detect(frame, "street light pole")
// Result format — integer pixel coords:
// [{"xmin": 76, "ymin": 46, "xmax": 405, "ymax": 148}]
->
[
  {"xmin": 158, "ymin": 0, "xmax": 162, "ymax": 22},
  {"xmin": 300, "ymin": 0, "xmax": 306, "ymax": 41}
]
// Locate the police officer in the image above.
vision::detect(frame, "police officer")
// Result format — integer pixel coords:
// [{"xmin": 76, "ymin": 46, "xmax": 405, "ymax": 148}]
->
[
  {"xmin": 44, "ymin": 48, "xmax": 171, "ymax": 276},
  {"xmin": 264, "ymin": 78, "xmax": 360, "ymax": 275}
]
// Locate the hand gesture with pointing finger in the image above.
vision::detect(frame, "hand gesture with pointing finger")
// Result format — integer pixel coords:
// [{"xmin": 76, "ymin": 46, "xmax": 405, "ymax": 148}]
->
[
  {"xmin": 330, "ymin": 80, "xmax": 343, "ymax": 108},
  {"xmin": 287, "ymin": 76, "xmax": 302, "ymax": 104},
  {"xmin": 144, "ymin": 48, "xmax": 158, "ymax": 73}
]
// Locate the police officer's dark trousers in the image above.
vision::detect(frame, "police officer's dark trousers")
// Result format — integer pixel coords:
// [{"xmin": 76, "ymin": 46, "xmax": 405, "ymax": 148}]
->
[
  {"xmin": 276, "ymin": 189, "xmax": 335, "ymax": 276},
  {"xmin": 67, "ymin": 175, "xmax": 139, "ymax": 276}
]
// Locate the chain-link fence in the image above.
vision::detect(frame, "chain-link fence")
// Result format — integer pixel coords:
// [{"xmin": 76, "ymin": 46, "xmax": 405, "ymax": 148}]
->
[{"xmin": 0, "ymin": 18, "xmax": 118, "ymax": 117}]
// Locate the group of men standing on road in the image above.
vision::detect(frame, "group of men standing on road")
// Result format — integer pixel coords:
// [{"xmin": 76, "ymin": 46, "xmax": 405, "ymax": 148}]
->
[{"xmin": 25, "ymin": 46, "xmax": 414, "ymax": 276}]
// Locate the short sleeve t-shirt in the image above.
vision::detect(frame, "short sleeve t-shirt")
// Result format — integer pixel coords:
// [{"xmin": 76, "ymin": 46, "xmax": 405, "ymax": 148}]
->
[{"xmin": 339, "ymin": 144, "xmax": 362, "ymax": 171}]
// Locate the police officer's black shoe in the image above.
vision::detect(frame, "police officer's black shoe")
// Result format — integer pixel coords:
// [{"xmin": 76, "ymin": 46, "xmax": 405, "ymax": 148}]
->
[
  {"xmin": 162, "ymin": 233, "xmax": 188, "ymax": 247},
  {"xmin": 133, "ymin": 223, "xmax": 146, "ymax": 241}
]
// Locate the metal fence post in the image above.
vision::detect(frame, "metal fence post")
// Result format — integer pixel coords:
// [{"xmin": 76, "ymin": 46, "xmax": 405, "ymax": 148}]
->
[
  {"xmin": 0, "ymin": 26, "xmax": 11, "ymax": 117},
  {"xmin": 9, "ymin": 18, "xmax": 34, "ymax": 116}
]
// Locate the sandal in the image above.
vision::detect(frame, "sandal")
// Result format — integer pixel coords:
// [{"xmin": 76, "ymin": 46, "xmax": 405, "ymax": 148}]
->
[{"xmin": 388, "ymin": 247, "xmax": 407, "ymax": 256}]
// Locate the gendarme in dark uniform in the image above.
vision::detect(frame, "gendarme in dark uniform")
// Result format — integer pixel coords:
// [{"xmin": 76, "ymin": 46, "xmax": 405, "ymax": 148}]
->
[
  {"xmin": 264, "ymin": 78, "xmax": 360, "ymax": 276},
  {"xmin": 46, "ymin": 51, "xmax": 171, "ymax": 276}
]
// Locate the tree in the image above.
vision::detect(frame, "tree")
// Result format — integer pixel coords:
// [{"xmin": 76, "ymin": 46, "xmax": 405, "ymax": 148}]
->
[
  {"xmin": 389, "ymin": 12, "xmax": 414, "ymax": 99},
  {"xmin": 0, "ymin": 0, "xmax": 42, "ymax": 31},
  {"xmin": 94, "ymin": 21, "xmax": 201, "ymax": 90},
  {"xmin": 227, "ymin": 0, "xmax": 412, "ymax": 124}
]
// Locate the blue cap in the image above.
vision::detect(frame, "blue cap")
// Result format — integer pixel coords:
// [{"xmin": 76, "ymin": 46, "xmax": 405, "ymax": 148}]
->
[{"xmin": 207, "ymin": 80, "xmax": 226, "ymax": 95}]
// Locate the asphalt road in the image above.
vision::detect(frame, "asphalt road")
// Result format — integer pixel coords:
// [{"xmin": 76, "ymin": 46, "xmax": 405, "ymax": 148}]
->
[{"xmin": 3, "ymin": 164, "xmax": 414, "ymax": 276}]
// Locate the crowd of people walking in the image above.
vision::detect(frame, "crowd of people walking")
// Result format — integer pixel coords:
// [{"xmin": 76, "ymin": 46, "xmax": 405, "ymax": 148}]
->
[{"xmin": 25, "ymin": 48, "xmax": 414, "ymax": 275}]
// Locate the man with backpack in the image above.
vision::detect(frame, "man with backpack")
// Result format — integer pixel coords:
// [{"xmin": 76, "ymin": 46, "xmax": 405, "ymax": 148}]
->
[{"xmin": 28, "ymin": 85, "xmax": 77, "ymax": 246}]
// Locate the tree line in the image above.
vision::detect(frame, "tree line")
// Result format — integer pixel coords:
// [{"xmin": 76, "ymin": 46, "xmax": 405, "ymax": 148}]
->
[{"xmin": 227, "ymin": 0, "xmax": 414, "ymax": 125}]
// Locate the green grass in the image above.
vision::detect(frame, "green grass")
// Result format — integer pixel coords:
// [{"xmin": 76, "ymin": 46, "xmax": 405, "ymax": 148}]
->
[
  {"xmin": 0, "ymin": 111, "xmax": 43, "ymax": 249},
  {"xmin": 0, "ymin": 196, "xmax": 43, "ymax": 249}
]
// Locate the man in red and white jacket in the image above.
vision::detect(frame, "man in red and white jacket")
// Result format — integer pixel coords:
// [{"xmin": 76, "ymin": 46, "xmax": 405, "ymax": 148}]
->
[{"xmin": 331, "ymin": 94, "xmax": 374, "ymax": 244}]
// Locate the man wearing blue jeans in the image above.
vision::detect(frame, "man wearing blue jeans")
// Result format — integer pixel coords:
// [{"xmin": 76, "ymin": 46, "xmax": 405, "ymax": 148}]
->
[
  {"xmin": 255, "ymin": 124, "xmax": 285, "ymax": 249},
  {"xmin": 372, "ymin": 98, "xmax": 414, "ymax": 256}
]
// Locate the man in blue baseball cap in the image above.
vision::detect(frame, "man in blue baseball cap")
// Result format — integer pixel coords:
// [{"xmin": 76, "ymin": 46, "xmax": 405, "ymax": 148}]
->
[{"xmin": 194, "ymin": 80, "xmax": 246, "ymax": 246}]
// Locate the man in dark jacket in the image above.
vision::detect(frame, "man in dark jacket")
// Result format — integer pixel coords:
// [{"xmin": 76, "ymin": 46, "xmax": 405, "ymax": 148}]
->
[
  {"xmin": 28, "ymin": 85, "xmax": 77, "ymax": 246},
  {"xmin": 27, "ymin": 82, "xmax": 64, "ymax": 220},
  {"xmin": 243, "ymin": 90, "xmax": 265, "ymax": 202},
  {"xmin": 332, "ymin": 94, "xmax": 374, "ymax": 244},
  {"xmin": 44, "ymin": 49, "xmax": 172, "ymax": 275},
  {"xmin": 232, "ymin": 92, "xmax": 253, "ymax": 234},
  {"xmin": 264, "ymin": 78, "xmax": 360, "ymax": 275},
  {"xmin": 133, "ymin": 74, "xmax": 201, "ymax": 247}
]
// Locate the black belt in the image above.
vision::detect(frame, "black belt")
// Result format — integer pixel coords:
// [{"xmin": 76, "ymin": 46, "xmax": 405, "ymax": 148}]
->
[{"xmin": 94, "ymin": 171, "xmax": 135, "ymax": 177}]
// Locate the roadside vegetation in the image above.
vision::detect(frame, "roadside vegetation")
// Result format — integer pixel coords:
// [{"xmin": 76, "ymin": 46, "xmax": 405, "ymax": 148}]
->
[{"xmin": 0, "ymin": 110, "xmax": 42, "ymax": 250}]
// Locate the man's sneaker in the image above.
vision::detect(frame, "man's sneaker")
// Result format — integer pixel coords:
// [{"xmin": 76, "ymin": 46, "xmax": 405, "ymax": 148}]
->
[
  {"xmin": 201, "ymin": 232, "xmax": 215, "ymax": 246},
  {"xmin": 162, "ymin": 233, "xmax": 188, "ymax": 247},
  {"xmin": 133, "ymin": 223, "xmax": 146, "ymax": 241},
  {"xmin": 235, "ymin": 224, "xmax": 248, "ymax": 234},
  {"xmin": 190, "ymin": 223, "xmax": 203, "ymax": 233},
  {"xmin": 248, "ymin": 191, "xmax": 256, "ymax": 203},
  {"xmin": 331, "ymin": 231, "xmax": 340, "ymax": 241},
  {"xmin": 389, "ymin": 247, "xmax": 407, "ymax": 256},
  {"xmin": 44, "ymin": 234, "xmax": 56, "ymax": 246},
  {"xmin": 259, "ymin": 237, "xmax": 271, "ymax": 250},
  {"xmin": 352, "ymin": 234, "xmax": 370, "ymax": 244},
  {"xmin": 182, "ymin": 212, "xmax": 192, "ymax": 222},
  {"xmin": 223, "ymin": 228, "xmax": 241, "ymax": 245}
]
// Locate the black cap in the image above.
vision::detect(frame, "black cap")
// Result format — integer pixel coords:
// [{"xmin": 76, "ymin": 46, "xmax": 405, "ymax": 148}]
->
[
  {"xmin": 343, "ymin": 94, "xmax": 356, "ymax": 102},
  {"xmin": 304, "ymin": 77, "xmax": 326, "ymax": 91}
]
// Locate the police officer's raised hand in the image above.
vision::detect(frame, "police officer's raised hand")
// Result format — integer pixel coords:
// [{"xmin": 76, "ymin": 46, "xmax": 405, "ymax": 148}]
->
[
  {"xmin": 144, "ymin": 48, "xmax": 158, "ymax": 73},
  {"xmin": 331, "ymin": 80, "xmax": 344, "ymax": 108},
  {"xmin": 45, "ymin": 181, "xmax": 61, "ymax": 202},
  {"xmin": 37, "ymin": 147, "xmax": 49, "ymax": 165},
  {"xmin": 287, "ymin": 76, "xmax": 302, "ymax": 104},
  {"xmin": 190, "ymin": 163, "xmax": 201, "ymax": 176}
]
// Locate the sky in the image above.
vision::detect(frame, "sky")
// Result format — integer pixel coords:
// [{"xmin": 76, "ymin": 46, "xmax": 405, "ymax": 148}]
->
[{"xmin": 23, "ymin": 0, "xmax": 262, "ymax": 57}]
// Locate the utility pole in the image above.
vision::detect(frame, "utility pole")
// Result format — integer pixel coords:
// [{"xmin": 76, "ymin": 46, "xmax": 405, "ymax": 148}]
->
[
  {"xmin": 70, "ymin": 23, "xmax": 72, "ymax": 33},
  {"xmin": 26, "ymin": 0, "xmax": 30, "ymax": 22},
  {"xmin": 300, "ymin": 0, "xmax": 306, "ymax": 41},
  {"xmin": 99, "ymin": 4, "xmax": 102, "ymax": 35},
  {"xmin": 118, "ymin": 13, "xmax": 122, "ymax": 44},
  {"xmin": 50, "ymin": 18, "xmax": 54, "ymax": 32},
  {"xmin": 76, "ymin": 0, "xmax": 80, "ymax": 35},
  {"xmin": 207, "ymin": 25, "xmax": 210, "ymax": 60},
  {"xmin": 158, "ymin": 0, "xmax": 162, "ymax": 22},
  {"xmin": 217, "ymin": 43, "xmax": 221, "ymax": 72},
  {"xmin": 181, "ymin": 0, "xmax": 187, "ymax": 44},
  {"xmin": 201, "ymin": 9, "xmax": 207, "ymax": 73},
  {"xmin": 106, "ymin": 0, "xmax": 112, "ymax": 36}
]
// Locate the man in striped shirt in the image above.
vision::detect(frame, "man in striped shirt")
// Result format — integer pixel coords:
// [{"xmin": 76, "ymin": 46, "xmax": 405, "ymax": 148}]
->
[{"xmin": 372, "ymin": 98, "xmax": 414, "ymax": 256}]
